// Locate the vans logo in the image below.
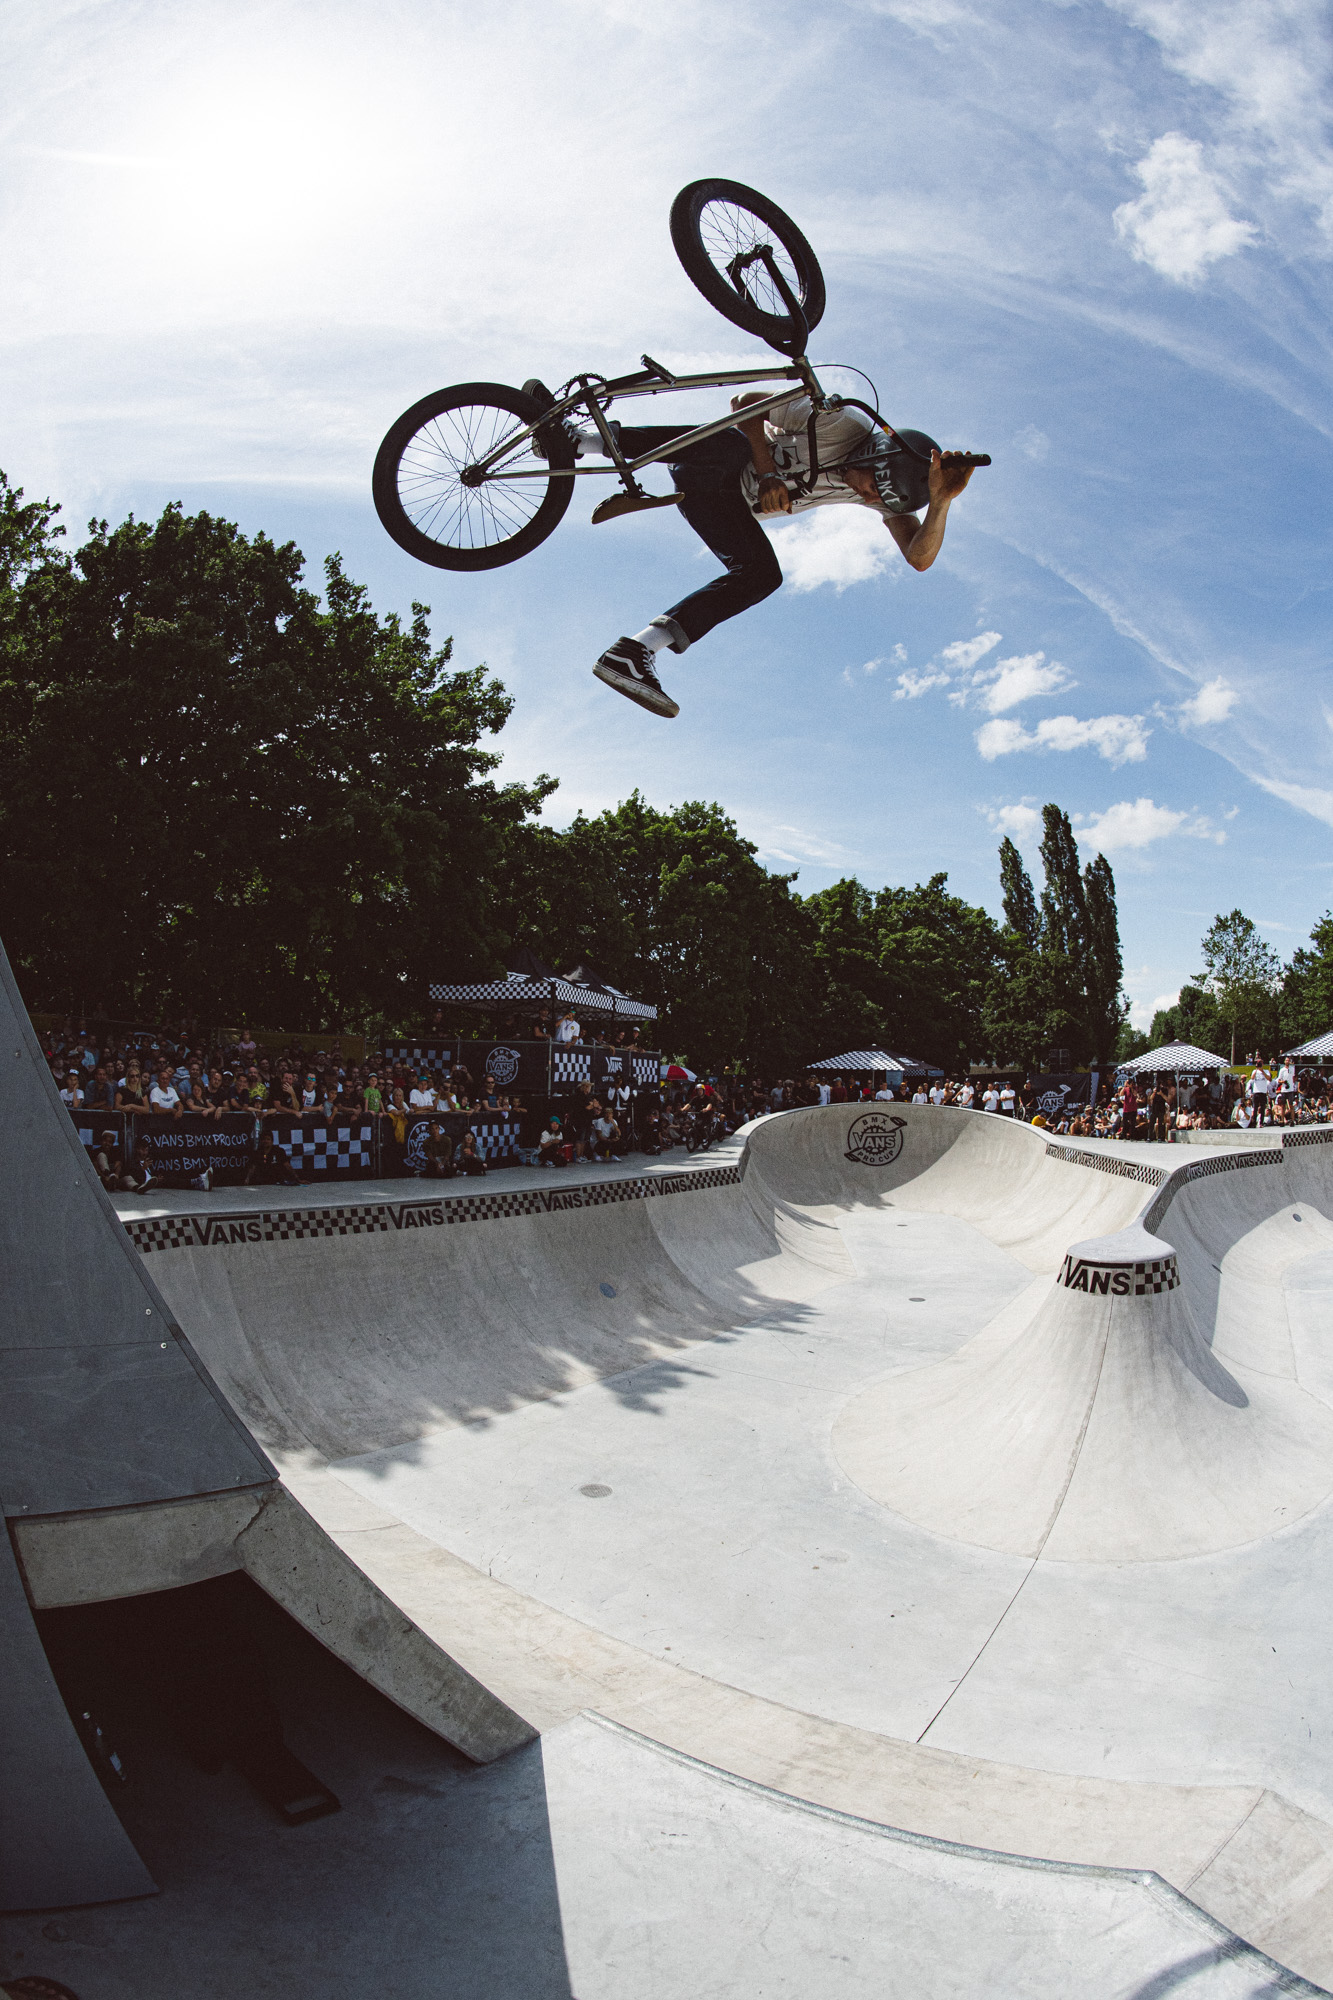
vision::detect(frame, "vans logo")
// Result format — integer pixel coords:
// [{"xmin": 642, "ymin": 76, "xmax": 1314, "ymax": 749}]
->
[{"xmin": 844, "ymin": 1112, "xmax": 907, "ymax": 1167}]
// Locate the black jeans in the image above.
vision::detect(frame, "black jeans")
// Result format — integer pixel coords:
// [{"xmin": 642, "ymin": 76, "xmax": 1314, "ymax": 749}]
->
[{"xmin": 615, "ymin": 425, "xmax": 782, "ymax": 648}]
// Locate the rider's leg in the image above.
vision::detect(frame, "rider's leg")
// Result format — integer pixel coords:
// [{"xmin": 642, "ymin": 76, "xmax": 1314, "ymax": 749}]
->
[
  {"xmin": 592, "ymin": 425, "xmax": 782, "ymax": 715},
  {"xmin": 603, "ymin": 425, "xmax": 783, "ymax": 648}
]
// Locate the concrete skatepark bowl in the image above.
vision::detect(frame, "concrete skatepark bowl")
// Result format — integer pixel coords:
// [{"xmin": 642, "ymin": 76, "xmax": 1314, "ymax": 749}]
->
[{"xmin": 4, "ymin": 951, "xmax": 1333, "ymax": 1994}]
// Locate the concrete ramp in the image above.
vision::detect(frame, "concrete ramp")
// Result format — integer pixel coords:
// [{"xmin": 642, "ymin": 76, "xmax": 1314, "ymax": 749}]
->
[{"xmin": 834, "ymin": 1221, "xmax": 1333, "ymax": 1561}]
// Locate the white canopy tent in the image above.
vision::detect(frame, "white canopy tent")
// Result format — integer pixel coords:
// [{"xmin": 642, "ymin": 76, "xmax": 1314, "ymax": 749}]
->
[
  {"xmin": 808, "ymin": 1047, "xmax": 941, "ymax": 1078},
  {"xmin": 1282, "ymin": 1030, "xmax": 1333, "ymax": 1063},
  {"xmin": 1115, "ymin": 1039, "xmax": 1228, "ymax": 1078}
]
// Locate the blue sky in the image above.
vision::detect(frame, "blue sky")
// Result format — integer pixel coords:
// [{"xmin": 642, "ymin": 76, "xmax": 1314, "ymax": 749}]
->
[{"xmin": 4, "ymin": 0, "xmax": 1332, "ymax": 1024}]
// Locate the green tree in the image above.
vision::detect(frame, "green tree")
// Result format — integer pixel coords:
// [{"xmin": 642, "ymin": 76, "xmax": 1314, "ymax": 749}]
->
[
  {"xmin": 500, "ymin": 793, "xmax": 814, "ymax": 1072},
  {"xmin": 1281, "ymin": 913, "xmax": 1333, "ymax": 1048},
  {"xmin": 983, "ymin": 807, "xmax": 1125, "ymax": 1066},
  {"xmin": 998, "ymin": 836, "xmax": 1039, "ymax": 946},
  {"xmin": 1198, "ymin": 910, "xmax": 1282, "ymax": 1061},
  {"xmin": 1081, "ymin": 851, "xmax": 1126, "ymax": 1061},
  {"xmin": 873, "ymin": 873, "xmax": 1003, "ymax": 1070},
  {"xmin": 0, "ymin": 489, "xmax": 548, "ymax": 1027}
]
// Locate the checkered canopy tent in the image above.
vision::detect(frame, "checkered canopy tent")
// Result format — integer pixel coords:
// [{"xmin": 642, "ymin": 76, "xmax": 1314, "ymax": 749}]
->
[
  {"xmin": 1283, "ymin": 1030, "xmax": 1333, "ymax": 1062},
  {"xmin": 1115, "ymin": 1040, "xmax": 1229, "ymax": 1076},
  {"xmin": 428, "ymin": 957, "xmax": 656, "ymax": 1023},
  {"xmin": 807, "ymin": 1048, "xmax": 939, "ymax": 1076}
]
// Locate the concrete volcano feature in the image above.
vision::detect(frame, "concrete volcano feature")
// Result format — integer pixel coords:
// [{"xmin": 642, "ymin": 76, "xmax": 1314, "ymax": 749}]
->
[{"xmin": 834, "ymin": 1221, "xmax": 1333, "ymax": 1562}]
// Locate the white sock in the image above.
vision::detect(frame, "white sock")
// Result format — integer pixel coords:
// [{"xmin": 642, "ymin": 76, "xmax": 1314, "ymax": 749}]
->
[
  {"xmin": 576, "ymin": 430, "xmax": 610, "ymax": 456},
  {"xmin": 631, "ymin": 623, "xmax": 672, "ymax": 655}
]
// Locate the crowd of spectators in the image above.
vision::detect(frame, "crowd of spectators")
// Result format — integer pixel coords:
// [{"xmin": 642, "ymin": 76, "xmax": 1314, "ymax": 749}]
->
[{"xmin": 41, "ymin": 1009, "xmax": 1333, "ymax": 1198}]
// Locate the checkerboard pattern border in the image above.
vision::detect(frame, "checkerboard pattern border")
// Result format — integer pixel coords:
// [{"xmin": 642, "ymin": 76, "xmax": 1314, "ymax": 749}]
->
[
  {"xmin": 1059, "ymin": 1250, "xmax": 1180, "ymax": 1297},
  {"xmin": 1045, "ymin": 1142, "xmax": 1169, "ymax": 1187},
  {"xmin": 125, "ymin": 1161, "xmax": 742, "ymax": 1255}
]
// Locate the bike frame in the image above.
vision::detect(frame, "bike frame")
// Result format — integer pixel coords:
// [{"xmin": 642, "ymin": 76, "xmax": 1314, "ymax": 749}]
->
[{"xmin": 470, "ymin": 352, "xmax": 843, "ymax": 500}]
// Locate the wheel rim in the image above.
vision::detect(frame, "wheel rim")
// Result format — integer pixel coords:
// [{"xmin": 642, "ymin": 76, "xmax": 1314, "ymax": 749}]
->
[
  {"xmin": 396, "ymin": 402, "xmax": 549, "ymax": 553},
  {"xmin": 696, "ymin": 197, "xmax": 805, "ymax": 321}
]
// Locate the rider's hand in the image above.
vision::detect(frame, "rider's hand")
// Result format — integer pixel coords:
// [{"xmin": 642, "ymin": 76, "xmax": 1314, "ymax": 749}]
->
[
  {"xmin": 928, "ymin": 449, "xmax": 977, "ymax": 504},
  {"xmin": 757, "ymin": 474, "xmax": 792, "ymax": 515}
]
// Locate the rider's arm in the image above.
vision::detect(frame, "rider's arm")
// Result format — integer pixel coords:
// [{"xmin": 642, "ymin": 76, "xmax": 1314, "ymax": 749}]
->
[
  {"xmin": 845, "ymin": 450, "xmax": 977, "ymax": 572},
  {"xmin": 731, "ymin": 392, "xmax": 790, "ymax": 515}
]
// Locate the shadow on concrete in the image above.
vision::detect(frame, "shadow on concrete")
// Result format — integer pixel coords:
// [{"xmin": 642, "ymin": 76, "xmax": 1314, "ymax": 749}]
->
[{"xmin": 0, "ymin": 1576, "xmax": 573, "ymax": 2000}]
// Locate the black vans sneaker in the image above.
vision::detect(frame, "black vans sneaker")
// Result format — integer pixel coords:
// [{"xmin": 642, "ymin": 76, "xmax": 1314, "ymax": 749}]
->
[
  {"xmin": 593, "ymin": 638, "xmax": 680, "ymax": 718},
  {"xmin": 522, "ymin": 379, "xmax": 581, "ymax": 463}
]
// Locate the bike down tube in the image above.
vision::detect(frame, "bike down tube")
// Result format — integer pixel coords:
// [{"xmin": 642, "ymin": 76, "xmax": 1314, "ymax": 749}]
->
[
  {"xmin": 467, "ymin": 364, "xmax": 805, "ymax": 478},
  {"xmin": 485, "ymin": 384, "xmax": 814, "ymax": 482}
]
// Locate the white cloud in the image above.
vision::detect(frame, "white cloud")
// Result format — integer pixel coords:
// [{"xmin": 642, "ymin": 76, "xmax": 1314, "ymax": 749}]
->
[
  {"xmin": 1111, "ymin": 2, "xmax": 1333, "ymax": 241},
  {"xmin": 770, "ymin": 509, "xmax": 897, "ymax": 593},
  {"xmin": 939, "ymin": 631, "xmax": 1002, "ymax": 673},
  {"xmin": 984, "ymin": 802, "xmax": 1043, "ymax": 843},
  {"xmin": 1113, "ymin": 133, "xmax": 1258, "ymax": 282},
  {"xmin": 974, "ymin": 650, "xmax": 1074, "ymax": 714},
  {"xmin": 1130, "ymin": 987, "xmax": 1183, "ymax": 1030},
  {"xmin": 975, "ymin": 713, "xmax": 1151, "ymax": 765},
  {"xmin": 750, "ymin": 820, "xmax": 854, "ymax": 868},
  {"xmin": 1251, "ymin": 777, "xmax": 1333, "ymax": 829},
  {"xmin": 894, "ymin": 668, "xmax": 951, "ymax": 700},
  {"xmin": 862, "ymin": 656, "xmax": 883, "ymax": 675},
  {"xmin": 1074, "ymin": 797, "xmax": 1224, "ymax": 851},
  {"xmin": 1178, "ymin": 677, "xmax": 1237, "ymax": 725},
  {"xmin": 1013, "ymin": 425, "xmax": 1050, "ymax": 461}
]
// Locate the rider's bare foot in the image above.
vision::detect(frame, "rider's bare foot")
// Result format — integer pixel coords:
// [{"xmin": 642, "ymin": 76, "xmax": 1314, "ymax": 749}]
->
[{"xmin": 593, "ymin": 638, "xmax": 680, "ymax": 718}]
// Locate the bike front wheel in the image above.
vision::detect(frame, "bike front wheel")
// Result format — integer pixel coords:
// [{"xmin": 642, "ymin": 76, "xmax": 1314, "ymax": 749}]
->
[
  {"xmin": 372, "ymin": 381, "xmax": 574, "ymax": 572},
  {"xmin": 670, "ymin": 179, "xmax": 826, "ymax": 352}
]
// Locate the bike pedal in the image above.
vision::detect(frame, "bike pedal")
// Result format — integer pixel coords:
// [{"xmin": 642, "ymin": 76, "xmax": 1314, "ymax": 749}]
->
[{"xmin": 591, "ymin": 491, "xmax": 685, "ymax": 525}]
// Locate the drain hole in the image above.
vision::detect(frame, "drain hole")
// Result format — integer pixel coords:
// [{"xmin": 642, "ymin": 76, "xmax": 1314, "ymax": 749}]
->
[
  {"xmin": 599, "ymin": 1282, "xmax": 617, "ymax": 1298},
  {"xmin": 579, "ymin": 1483, "xmax": 612, "ymax": 1498}
]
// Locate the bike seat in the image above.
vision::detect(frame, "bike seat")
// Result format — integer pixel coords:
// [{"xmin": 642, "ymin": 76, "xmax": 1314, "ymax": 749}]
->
[{"xmin": 591, "ymin": 491, "xmax": 685, "ymax": 525}]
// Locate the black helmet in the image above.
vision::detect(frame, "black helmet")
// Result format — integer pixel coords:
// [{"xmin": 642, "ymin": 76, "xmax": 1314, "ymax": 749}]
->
[{"xmin": 844, "ymin": 426, "xmax": 940, "ymax": 513}]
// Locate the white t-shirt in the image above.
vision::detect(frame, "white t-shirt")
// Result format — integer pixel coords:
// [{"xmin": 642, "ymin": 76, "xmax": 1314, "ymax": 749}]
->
[
  {"xmin": 929, "ymin": 1085, "xmax": 946, "ymax": 1106},
  {"xmin": 959, "ymin": 1083, "xmax": 975, "ymax": 1107},
  {"xmin": 554, "ymin": 1016, "xmax": 580, "ymax": 1045},
  {"xmin": 912, "ymin": 1087, "xmax": 928, "ymax": 1105},
  {"xmin": 873, "ymin": 1087, "xmax": 893, "ymax": 1101},
  {"xmin": 999, "ymin": 1085, "xmax": 1017, "ymax": 1113},
  {"xmin": 150, "ymin": 1082, "xmax": 181, "ymax": 1112},
  {"xmin": 982, "ymin": 1087, "xmax": 999, "ymax": 1112},
  {"xmin": 740, "ymin": 396, "xmax": 886, "ymax": 518},
  {"xmin": 409, "ymin": 1086, "xmax": 436, "ymax": 1110},
  {"xmin": 819, "ymin": 1082, "xmax": 832, "ymax": 1105}
]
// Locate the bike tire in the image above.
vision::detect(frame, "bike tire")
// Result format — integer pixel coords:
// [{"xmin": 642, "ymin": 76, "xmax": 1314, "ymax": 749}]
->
[
  {"xmin": 670, "ymin": 179, "xmax": 826, "ymax": 351},
  {"xmin": 372, "ymin": 382, "xmax": 574, "ymax": 572}
]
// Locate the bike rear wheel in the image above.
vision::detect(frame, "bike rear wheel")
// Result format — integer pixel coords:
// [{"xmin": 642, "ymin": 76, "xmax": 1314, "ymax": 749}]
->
[
  {"xmin": 670, "ymin": 179, "xmax": 826, "ymax": 352},
  {"xmin": 372, "ymin": 382, "xmax": 574, "ymax": 572}
]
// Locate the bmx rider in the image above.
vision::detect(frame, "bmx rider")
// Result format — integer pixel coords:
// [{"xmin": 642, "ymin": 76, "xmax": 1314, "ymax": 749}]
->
[{"xmin": 539, "ymin": 388, "xmax": 983, "ymax": 719}]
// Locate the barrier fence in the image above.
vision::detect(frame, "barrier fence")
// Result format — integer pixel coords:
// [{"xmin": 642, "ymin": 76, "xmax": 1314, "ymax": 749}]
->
[
  {"xmin": 69, "ymin": 1108, "xmax": 522, "ymax": 1186},
  {"xmin": 381, "ymin": 1038, "xmax": 660, "ymax": 1094}
]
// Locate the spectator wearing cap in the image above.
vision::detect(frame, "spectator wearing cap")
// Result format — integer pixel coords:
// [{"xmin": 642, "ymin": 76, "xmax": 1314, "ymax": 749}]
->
[
  {"xmin": 409, "ymin": 1074, "xmax": 437, "ymax": 1113},
  {"xmin": 538, "ymin": 1116, "xmax": 565, "ymax": 1166},
  {"xmin": 59, "ymin": 1069, "xmax": 84, "ymax": 1110},
  {"xmin": 93, "ymin": 1130, "xmax": 152, "ymax": 1193}
]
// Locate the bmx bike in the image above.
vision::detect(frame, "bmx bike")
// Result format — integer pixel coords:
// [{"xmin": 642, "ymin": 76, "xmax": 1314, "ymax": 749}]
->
[{"xmin": 372, "ymin": 178, "xmax": 988, "ymax": 574}]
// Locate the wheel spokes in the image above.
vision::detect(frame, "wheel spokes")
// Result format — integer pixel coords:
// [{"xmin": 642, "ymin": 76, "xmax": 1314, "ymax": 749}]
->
[
  {"xmin": 698, "ymin": 199, "xmax": 803, "ymax": 320},
  {"xmin": 396, "ymin": 403, "xmax": 548, "ymax": 550}
]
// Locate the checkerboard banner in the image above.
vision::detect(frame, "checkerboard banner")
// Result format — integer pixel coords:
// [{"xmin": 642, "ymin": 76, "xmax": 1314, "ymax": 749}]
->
[
  {"xmin": 270, "ymin": 1120, "xmax": 373, "ymax": 1174},
  {"xmin": 553, "ymin": 1049, "xmax": 592, "ymax": 1084}
]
